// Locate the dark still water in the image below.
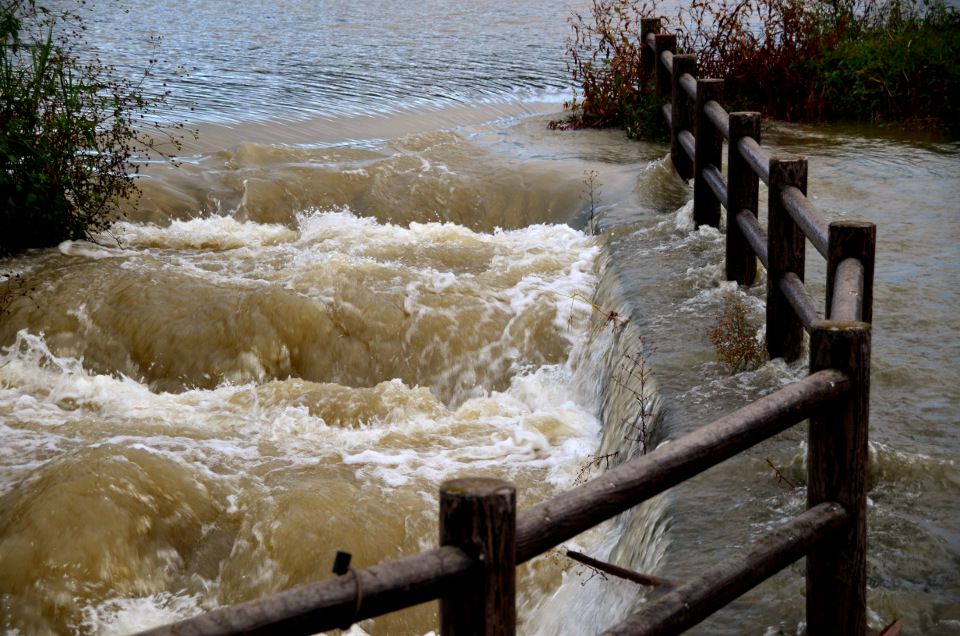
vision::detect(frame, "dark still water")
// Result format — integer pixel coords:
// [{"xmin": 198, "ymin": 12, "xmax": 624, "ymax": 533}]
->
[{"xmin": 1, "ymin": 1, "xmax": 958, "ymax": 634}]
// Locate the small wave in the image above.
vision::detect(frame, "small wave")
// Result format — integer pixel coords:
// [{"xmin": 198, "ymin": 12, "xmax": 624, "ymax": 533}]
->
[
  {"xmin": 59, "ymin": 240, "xmax": 137, "ymax": 260},
  {"xmin": 81, "ymin": 593, "xmax": 207, "ymax": 636},
  {"xmin": 106, "ymin": 217, "xmax": 297, "ymax": 251}
]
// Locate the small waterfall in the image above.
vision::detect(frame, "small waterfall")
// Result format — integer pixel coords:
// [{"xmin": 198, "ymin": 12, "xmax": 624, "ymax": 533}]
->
[{"xmin": 523, "ymin": 246, "xmax": 674, "ymax": 634}]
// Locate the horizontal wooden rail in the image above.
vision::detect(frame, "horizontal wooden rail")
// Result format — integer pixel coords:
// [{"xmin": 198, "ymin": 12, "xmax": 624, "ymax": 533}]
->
[
  {"xmin": 679, "ymin": 73, "xmax": 697, "ymax": 100},
  {"xmin": 738, "ymin": 136, "xmax": 771, "ymax": 185},
  {"xmin": 830, "ymin": 258, "xmax": 864, "ymax": 321},
  {"xmin": 678, "ymin": 129, "xmax": 696, "ymax": 161},
  {"xmin": 735, "ymin": 209, "xmax": 768, "ymax": 269},
  {"xmin": 704, "ymin": 100, "xmax": 730, "ymax": 139},
  {"xmin": 136, "ymin": 547, "xmax": 473, "ymax": 636},
  {"xmin": 515, "ymin": 369, "xmax": 850, "ymax": 563},
  {"xmin": 780, "ymin": 272, "xmax": 823, "ymax": 331},
  {"xmin": 603, "ymin": 502, "xmax": 849, "ymax": 635},
  {"xmin": 781, "ymin": 186, "xmax": 829, "ymax": 257},
  {"xmin": 703, "ymin": 164, "xmax": 727, "ymax": 209},
  {"xmin": 661, "ymin": 49, "xmax": 674, "ymax": 73}
]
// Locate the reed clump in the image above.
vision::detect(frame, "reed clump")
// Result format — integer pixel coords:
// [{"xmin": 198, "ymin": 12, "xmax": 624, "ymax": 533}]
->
[{"xmin": 553, "ymin": 0, "xmax": 960, "ymax": 136}]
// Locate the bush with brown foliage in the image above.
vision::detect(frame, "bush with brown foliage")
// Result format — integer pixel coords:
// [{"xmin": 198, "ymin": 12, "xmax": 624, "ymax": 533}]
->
[
  {"xmin": 709, "ymin": 293, "xmax": 766, "ymax": 374},
  {"xmin": 555, "ymin": 0, "xmax": 960, "ymax": 136}
]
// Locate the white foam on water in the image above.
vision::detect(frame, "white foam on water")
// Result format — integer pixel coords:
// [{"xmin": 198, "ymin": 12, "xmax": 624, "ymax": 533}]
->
[
  {"xmin": 79, "ymin": 592, "xmax": 206, "ymax": 635},
  {"xmin": 2, "ymin": 297, "xmax": 603, "ymax": 487},
  {"xmin": 0, "ymin": 323, "xmax": 605, "ymax": 632},
  {"xmin": 673, "ymin": 198, "xmax": 696, "ymax": 234},
  {"xmin": 1, "ymin": 352, "xmax": 593, "ymax": 570},
  {"xmin": 1, "ymin": 205, "xmax": 612, "ymax": 633},
  {"xmin": 88, "ymin": 209, "xmax": 600, "ymax": 321},
  {"xmin": 106, "ymin": 216, "xmax": 298, "ymax": 250},
  {"xmin": 58, "ymin": 240, "xmax": 131, "ymax": 260},
  {"xmin": 331, "ymin": 364, "xmax": 602, "ymax": 489},
  {"xmin": 26, "ymin": 207, "xmax": 605, "ymax": 405}
]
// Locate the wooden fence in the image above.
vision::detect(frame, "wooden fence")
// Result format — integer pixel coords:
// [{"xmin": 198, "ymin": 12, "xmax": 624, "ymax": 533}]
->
[{"xmin": 139, "ymin": 19, "xmax": 875, "ymax": 636}]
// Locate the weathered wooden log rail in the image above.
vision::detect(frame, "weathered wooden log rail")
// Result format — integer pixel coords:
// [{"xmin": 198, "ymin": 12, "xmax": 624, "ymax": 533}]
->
[{"xmin": 139, "ymin": 19, "xmax": 875, "ymax": 636}]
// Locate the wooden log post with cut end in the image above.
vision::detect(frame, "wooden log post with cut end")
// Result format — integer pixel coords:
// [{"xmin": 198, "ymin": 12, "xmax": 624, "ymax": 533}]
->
[
  {"xmin": 693, "ymin": 78, "xmax": 724, "ymax": 228},
  {"xmin": 653, "ymin": 33, "xmax": 676, "ymax": 100},
  {"xmin": 766, "ymin": 157, "xmax": 808, "ymax": 362},
  {"xmin": 640, "ymin": 18, "xmax": 661, "ymax": 78},
  {"xmin": 826, "ymin": 220, "xmax": 876, "ymax": 323},
  {"xmin": 670, "ymin": 54, "xmax": 697, "ymax": 181},
  {"xmin": 440, "ymin": 478, "xmax": 517, "ymax": 636},
  {"xmin": 726, "ymin": 112, "xmax": 762, "ymax": 285},
  {"xmin": 807, "ymin": 322, "xmax": 870, "ymax": 636}
]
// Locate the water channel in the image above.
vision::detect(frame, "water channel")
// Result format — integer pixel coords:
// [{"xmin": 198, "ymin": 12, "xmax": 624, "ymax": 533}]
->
[{"xmin": 1, "ymin": 1, "xmax": 958, "ymax": 633}]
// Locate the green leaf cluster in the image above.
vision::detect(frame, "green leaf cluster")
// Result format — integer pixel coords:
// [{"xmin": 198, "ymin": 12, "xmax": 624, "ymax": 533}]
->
[{"xmin": 812, "ymin": 4, "xmax": 960, "ymax": 125}]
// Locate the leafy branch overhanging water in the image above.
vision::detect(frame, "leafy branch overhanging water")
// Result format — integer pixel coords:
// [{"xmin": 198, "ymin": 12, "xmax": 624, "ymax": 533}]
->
[{"xmin": 0, "ymin": 0, "xmax": 194, "ymax": 255}]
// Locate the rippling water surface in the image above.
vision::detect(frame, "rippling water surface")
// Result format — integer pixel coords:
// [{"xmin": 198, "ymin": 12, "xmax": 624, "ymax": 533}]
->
[
  {"xmin": 63, "ymin": 0, "xmax": 581, "ymax": 124},
  {"xmin": 2, "ymin": 1, "xmax": 959, "ymax": 634}
]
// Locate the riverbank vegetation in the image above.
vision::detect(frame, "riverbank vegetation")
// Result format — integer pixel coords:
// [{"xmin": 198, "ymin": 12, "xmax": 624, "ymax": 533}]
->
[
  {"xmin": 0, "ymin": 0, "xmax": 190, "ymax": 256},
  {"xmin": 552, "ymin": 0, "xmax": 960, "ymax": 138}
]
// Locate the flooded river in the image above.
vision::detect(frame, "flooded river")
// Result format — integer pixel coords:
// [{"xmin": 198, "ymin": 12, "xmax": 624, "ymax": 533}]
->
[{"xmin": 1, "ymin": 1, "xmax": 958, "ymax": 634}]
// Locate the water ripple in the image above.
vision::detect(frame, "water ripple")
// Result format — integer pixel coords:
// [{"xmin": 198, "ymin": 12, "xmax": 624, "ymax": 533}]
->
[{"xmin": 69, "ymin": 0, "xmax": 585, "ymax": 124}]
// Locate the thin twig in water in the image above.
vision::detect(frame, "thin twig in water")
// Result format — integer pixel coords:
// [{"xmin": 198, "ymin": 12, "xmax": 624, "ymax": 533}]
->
[
  {"xmin": 614, "ymin": 338, "xmax": 656, "ymax": 452},
  {"xmin": 565, "ymin": 549, "xmax": 675, "ymax": 588},
  {"xmin": 766, "ymin": 458, "xmax": 796, "ymax": 489},
  {"xmin": 573, "ymin": 451, "xmax": 620, "ymax": 486},
  {"xmin": 584, "ymin": 169, "xmax": 601, "ymax": 235}
]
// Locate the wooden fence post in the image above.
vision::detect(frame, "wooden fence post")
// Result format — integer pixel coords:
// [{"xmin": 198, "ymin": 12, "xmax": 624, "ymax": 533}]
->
[
  {"xmin": 440, "ymin": 478, "xmax": 516, "ymax": 636},
  {"xmin": 766, "ymin": 157, "xmax": 808, "ymax": 362},
  {"xmin": 826, "ymin": 221, "xmax": 876, "ymax": 323},
  {"xmin": 640, "ymin": 18, "xmax": 661, "ymax": 78},
  {"xmin": 807, "ymin": 322, "xmax": 870, "ymax": 636},
  {"xmin": 670, "ymin": 54, "xmax": 696, "ymax": 181},
  {"xmin": 694, "ymin": 78, "xmax": 724, "ymax": 228},
  {"xmin": 653, "ymin": 34, "xmax": 676, "ymax": 100},
  {"xmin": 726, "ymin": 112, "xmax": 762, "ymax": 285}
]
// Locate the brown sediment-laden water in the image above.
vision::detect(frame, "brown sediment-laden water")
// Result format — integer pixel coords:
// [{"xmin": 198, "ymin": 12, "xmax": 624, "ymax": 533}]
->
[{"xmin": 1, "ymin": 1, "xmax": 958, "ymax": 634}]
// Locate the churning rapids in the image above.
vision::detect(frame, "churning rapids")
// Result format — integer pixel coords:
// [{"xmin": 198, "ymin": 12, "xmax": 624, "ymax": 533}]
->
[{"xmin": 1, "ymin": 1, "xmax": 959, "ymax": 634}]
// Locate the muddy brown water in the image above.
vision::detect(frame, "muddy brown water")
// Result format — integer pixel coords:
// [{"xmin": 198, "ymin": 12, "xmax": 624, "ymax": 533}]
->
[{"xmin": 1, "ymin": 1, "xmax": 958, "ymax": 634}]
